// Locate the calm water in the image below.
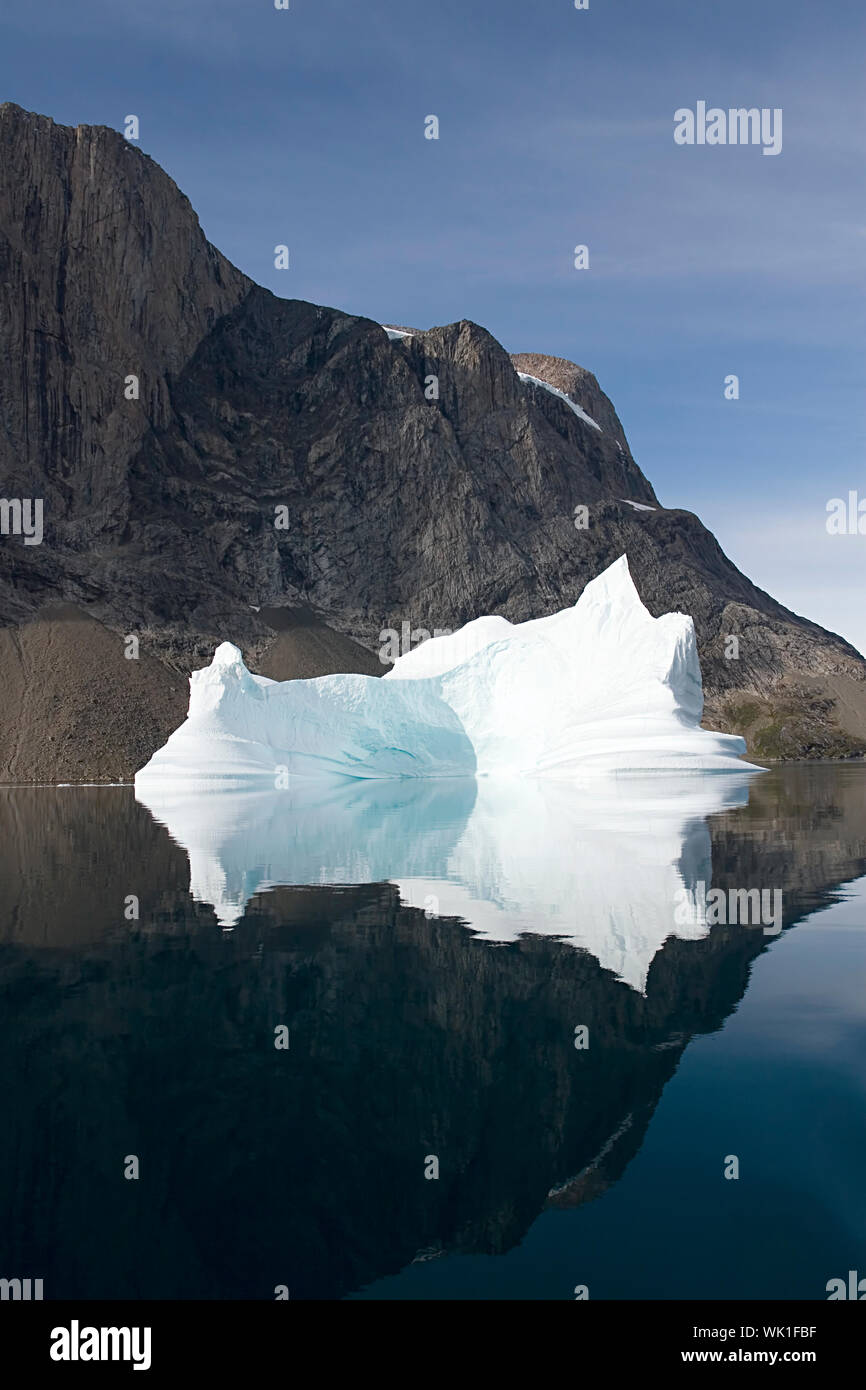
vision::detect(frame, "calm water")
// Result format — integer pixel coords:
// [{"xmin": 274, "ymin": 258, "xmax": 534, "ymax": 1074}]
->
[{"xmin": 1, "ymin": 765, "xmax": 864, "ymax": 1300}]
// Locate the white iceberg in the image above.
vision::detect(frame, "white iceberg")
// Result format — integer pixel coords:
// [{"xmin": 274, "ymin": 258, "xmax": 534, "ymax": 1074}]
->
[{"xmin": 134, "ymin": 555, "xmax": 758, "ymax": 788}]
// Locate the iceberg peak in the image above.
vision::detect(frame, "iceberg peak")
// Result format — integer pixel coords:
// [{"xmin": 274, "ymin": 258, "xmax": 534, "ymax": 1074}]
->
[{"xmin": 212, "ymin": 641, "xmax": 245, "ymax": 668}]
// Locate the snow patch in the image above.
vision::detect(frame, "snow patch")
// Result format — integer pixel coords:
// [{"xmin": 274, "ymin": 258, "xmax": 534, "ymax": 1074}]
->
[
  {"xmin": 517, "ymin": 371, "xmax": 602, "ymax": 431},
  {"xmin": 620, "ymin": 499, "xmax": 657, "ymax": 512}
]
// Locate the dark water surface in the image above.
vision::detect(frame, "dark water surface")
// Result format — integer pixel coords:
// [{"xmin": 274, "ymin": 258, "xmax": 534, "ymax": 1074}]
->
[{"xmin": 1, "ymin": 765, "xmax": 864, "ymax": 1300}]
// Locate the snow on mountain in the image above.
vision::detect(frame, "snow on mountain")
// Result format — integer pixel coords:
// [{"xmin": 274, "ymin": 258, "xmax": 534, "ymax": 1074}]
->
[
  {"xmin": 516, "ymin": 371, "xmax": 602, "ymax": 430},
  {"xmin": 134, "ymin": 556, "xmax": 759, "ymax": 789}
]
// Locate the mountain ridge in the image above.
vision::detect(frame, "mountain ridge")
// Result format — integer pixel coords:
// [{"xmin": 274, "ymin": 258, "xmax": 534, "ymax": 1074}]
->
[{"xmin": 1, "ymin": 102, "xmax": 864, "ymax": 777}]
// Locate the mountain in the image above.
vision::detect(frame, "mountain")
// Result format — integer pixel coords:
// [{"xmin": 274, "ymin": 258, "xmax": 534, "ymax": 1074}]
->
[{"xmin": 1, "ymin": 102, "xmax": 864, "ymax": 780}]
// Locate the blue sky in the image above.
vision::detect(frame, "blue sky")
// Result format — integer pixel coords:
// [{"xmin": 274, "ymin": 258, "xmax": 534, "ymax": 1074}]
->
[{"xmin": 3, "ymin": 0, "xmax": 865, "ymax": 650}]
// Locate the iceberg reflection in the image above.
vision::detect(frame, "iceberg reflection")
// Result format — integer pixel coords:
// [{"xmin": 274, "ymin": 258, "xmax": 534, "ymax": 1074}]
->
[{"xmin": 136, "ymin": 773, "xmax": 752, "ymax": 993}]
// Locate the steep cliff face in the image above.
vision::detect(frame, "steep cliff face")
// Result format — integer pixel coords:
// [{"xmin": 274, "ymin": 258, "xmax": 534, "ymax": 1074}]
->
[
  {"xmin": 1, "ymin": 102, "xmax": 864, "ymax": 778},
  {"xmin": 0, "ymin": 104, "xmax": 247, "ymax": 565}
]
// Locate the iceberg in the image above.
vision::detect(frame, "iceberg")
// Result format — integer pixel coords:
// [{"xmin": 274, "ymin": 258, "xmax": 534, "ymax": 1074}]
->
[{"xmin": 134, "ymin": 556, "xmax": 759, "ymax": 789}]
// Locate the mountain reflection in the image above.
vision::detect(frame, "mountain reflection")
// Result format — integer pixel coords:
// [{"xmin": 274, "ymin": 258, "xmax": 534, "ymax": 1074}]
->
[{"xmin": 0, "ymin": 767, "xmax": 863, "ymax": 1298}]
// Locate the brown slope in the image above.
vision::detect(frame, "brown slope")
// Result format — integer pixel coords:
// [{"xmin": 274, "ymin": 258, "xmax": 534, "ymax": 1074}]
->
[
  {"xmin": 0, "ymin": 605, "xmax": 380, "ymax": 783},
  {"xmin": 0, "ymin": 606, "xmax": 187, "ymax": 783}
]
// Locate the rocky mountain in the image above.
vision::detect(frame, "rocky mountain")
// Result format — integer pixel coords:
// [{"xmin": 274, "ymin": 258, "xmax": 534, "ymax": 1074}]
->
[{"xmin": 1, "ymin": 101, "xmax": 864, "ymax": 779}]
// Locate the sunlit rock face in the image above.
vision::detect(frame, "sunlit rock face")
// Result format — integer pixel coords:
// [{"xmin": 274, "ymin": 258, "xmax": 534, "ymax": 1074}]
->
[{"xmin": 135, "ymin": 557, "xmax": 759, "ymax": 789}]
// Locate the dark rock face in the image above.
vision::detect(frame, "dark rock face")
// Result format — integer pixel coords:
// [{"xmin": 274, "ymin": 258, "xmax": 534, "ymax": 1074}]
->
[{"xmin": 1, "ymin": 102, "xmax": 864, "ymax": 777}]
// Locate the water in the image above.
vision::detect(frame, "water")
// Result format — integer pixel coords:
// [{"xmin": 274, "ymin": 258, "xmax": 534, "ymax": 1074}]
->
[{"xmin": 0, "ymin": 764, "xmax": 864, "ymax": 1300}]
